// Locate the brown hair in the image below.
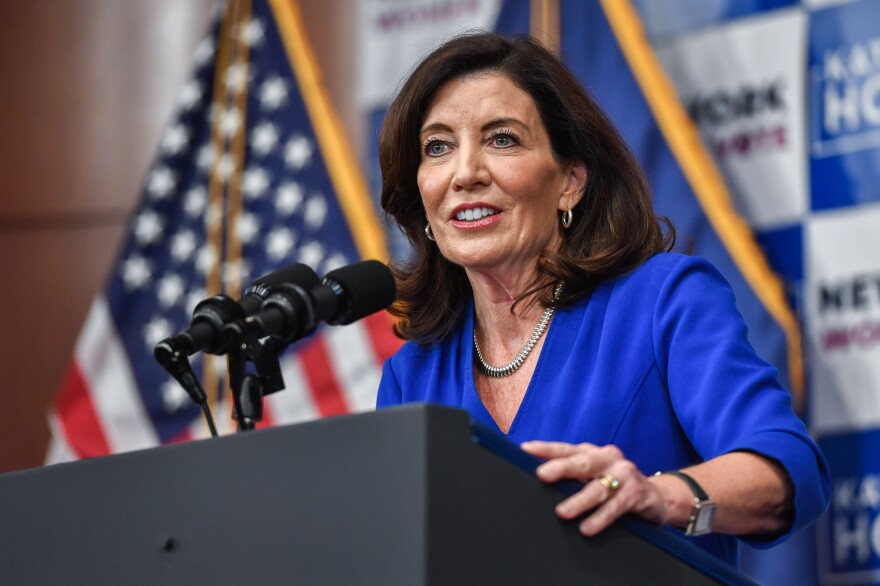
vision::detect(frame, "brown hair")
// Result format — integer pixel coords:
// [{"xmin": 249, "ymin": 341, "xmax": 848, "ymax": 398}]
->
[{"xmin": 380, "ymin": 32, "xmax": 674, "ymax": 343}]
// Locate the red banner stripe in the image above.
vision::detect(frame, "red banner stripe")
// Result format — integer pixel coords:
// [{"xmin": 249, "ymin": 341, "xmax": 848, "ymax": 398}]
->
[
  {"xmin": 55, "ymin": 361, "xmax": 111, "ymax": 458},
  {"xmin": 298, "ymin": 336, "xmax": 350, "ymax": 417},
  {"xmin": 364, "ymin": 312, "xmax": 403, "ymax": 363}
]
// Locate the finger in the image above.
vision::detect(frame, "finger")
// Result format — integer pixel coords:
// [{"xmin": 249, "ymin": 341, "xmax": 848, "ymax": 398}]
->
[
  {"xmin": 521, "ymin": 440, "xmax": 594, "ymax": 458},
  {"xmin": 536, "ymin": 451, "xmax": 599, "ymax": 483},
  {"xmin": 578, "ymin": 464, "xmax": 641, "ymax": 536},
  {"xmin": 535, "ymin": 444, "xmax": 623, "ymax": 483},
  {"xmin": 579, "ymin": 493, "xmax": 628, "ymax": 537},
  {"xmin": 555, "ymin": 479, "xmax": 609, "ymax": 520},
  {"xmin": 578, "ymin": 473, "xmax": 637, "ymax": 536}
]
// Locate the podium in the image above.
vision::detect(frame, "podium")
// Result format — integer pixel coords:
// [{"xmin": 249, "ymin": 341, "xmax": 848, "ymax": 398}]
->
[{"xmin": 0, "ymin": 404, "xmax": 756, "ymax": 584}]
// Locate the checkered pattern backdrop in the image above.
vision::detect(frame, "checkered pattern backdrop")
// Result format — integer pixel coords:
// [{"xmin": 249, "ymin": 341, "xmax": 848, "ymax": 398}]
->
[{"xmin": 644, "ymin": 3, "xmax": 880, "ymax": 583}]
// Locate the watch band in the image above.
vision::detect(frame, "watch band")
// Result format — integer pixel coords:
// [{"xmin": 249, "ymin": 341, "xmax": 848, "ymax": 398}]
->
[
  {"xmin": 656, "ymin": 470, "xmax": 716, "ymax": 536},
  {"xmin": 662, "ymin": 471, "xmax": 709, "ymax": 499}
]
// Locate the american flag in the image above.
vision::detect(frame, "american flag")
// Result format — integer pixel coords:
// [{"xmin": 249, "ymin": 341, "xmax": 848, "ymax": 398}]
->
[{"xmin": 46, "ymin": 0, "xmax": 401, "ymax": 462}]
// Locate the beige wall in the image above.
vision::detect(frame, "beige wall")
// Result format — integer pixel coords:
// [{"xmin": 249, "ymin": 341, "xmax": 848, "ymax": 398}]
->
[{"xmin": 0, "ymin": 0, "xmax": 358, "ymax": 472}]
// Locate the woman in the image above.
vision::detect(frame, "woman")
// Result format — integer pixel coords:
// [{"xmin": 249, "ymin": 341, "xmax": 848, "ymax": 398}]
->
[{"xmin": 375, "ymin": 32, "xmax": 829, "ymax": 565}]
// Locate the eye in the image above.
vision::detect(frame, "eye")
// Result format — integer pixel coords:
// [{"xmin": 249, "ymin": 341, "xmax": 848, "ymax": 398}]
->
[
  {"xmin": 422, "ymin": 139, "xmax": 450, "ymax": 157},
  {"xmin": 488, "ymin": 131, "xmax": 518, "ymax": 148}
]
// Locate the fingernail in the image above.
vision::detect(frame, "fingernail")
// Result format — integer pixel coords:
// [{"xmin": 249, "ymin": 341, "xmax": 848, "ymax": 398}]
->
[
  {"xmin": 556, "ymin": 502, "xmax": 572, "ymax": 517},
  {"xmin": 580, "ymin": 520, "xmax": 596, "ymax": 536}
]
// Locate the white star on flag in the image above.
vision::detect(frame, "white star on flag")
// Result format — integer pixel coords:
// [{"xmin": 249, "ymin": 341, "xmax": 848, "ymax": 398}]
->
[
  {"xmin": 250, "ymin": 121, "xmax": 279, "ymax": 155},
  {"xmin": 157, "ymin": 274, "xmax": 186, "ymax": 308},
  {"xmin": 178, "ymin": 80, "xmax": 203, "ymax": 111},
  {"xmin": 195, "ymin": 244, "xmax": 218, "ymax": 275},
  {"xmin": 242, "ymin": 167, "xmax": 271, "ymax": 200},
  {"xmin": 193, "ymin": 37, "xmax": 216, "ymax": 67},
  {"xmin": 284, "ymin": 135, "xmax": 313, "ymax": 170},
  {"xmin": 236, "ymin": 212, "xmax": 261, "ymax": 244},
  {"xmin": 304, "ymin": 195, "xmax": 327, "ymax": 230},
  {"xmin": 134, "ymin": 210, "xmax": 165, "ymax": 245},
  {"xmin": 121, "ymin": 256, "xmax": 153, "ymax": 290},
  {"xmin": 218, "ymin": 106, "xmax": 243, "ymax": 138},
  {"xmin": 298, "ymin": 241, "xmax": 325, "ymax": 268},
  {"xmin": 266, "ymin": 227, "xmax": 295, "ymax": 261},
  {"xmin": 259, "ymin": 77, "xmax": 288, "ymax": 110},
  {"xmin": 170, "ymin": 230, "xmax": 198, "ymax": 263},
  {"xmin": 322, "ymin": 252, "xmax": 348, "ymax": 274},
  {"xmin": 224, "ymin": 63, "xmax": 249, "ymax": 93},
  {"xmin": 143, "ymin": 316, "xmax": 173, "ymax": 349},
  {"xmin": 239, "ymin": 18, "xmax": 265, "ymax": 47},
  {"xmin": 183, "ymin": 186, "xmax": 208, "ymax": 218},
  {"xmin": 160, "ymin": 124, "xmax": 190, "ymax": 156},
  {"xmin": 147, "ymin": 167, "xmax": 176, "ymax": 200},
  {"xmin": 275, "ymin": 181, "xmax": 304, "ymax": 216},
  {"xmin": 161, "ymin": 379, "xmax": 191, "ymax": 413},
  {"xmin": 196, "ymin": 143, "xmax": 217, "ymax": 172}
]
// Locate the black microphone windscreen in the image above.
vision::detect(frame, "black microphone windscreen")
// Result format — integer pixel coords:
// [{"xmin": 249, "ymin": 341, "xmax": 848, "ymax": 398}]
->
[
  {"xmin": 251, "ymin": 262, "xmax": 320, "ymax": 290},
  {"xmin": 241, "ymin": 263, "xmax": 320, "ymax": 314},
  {"xmin": 323, "ymin": 260, "xmax": 396, "ymax": 324}
]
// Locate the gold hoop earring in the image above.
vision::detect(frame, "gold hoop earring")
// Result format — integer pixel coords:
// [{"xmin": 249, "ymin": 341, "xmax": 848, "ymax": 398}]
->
[
  {"xmin": 561, "ymin": 208, "xmax": 574, "ymax": 229},
  {"xmin": 424, "ymin": 223, "xmax": 435, "ymax": 241}
]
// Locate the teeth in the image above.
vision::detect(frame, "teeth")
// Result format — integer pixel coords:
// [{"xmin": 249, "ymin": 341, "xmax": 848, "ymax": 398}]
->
[{"xmin": 456, "ymin": 207, "xmax": 497, "ymax": 221}]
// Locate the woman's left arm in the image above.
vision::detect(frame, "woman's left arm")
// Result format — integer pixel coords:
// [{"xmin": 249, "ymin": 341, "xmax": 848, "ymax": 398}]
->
[
  {"xmin": 522, "ymin": 256, "xmax": 828, "ymax": 540},
  {"xmin": 520, "ymin": 442, "xmax": 792, "ymax": 537}
]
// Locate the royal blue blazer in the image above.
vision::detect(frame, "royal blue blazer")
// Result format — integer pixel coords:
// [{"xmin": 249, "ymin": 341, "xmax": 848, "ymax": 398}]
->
[{"xmin": 377, "ymin": 253, "xmax": 830, "ymax": 565}]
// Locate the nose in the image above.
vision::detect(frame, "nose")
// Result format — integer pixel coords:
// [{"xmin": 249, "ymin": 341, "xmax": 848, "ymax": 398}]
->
[{"xmin": 451, "ymin": 144, "xmax": 490, "ymax": 191}]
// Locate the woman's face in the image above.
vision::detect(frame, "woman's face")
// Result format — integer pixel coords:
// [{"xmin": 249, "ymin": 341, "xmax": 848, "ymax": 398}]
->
[{"xmin": 416, "ymin": 73, "xmax": 586, "ymax": 281}]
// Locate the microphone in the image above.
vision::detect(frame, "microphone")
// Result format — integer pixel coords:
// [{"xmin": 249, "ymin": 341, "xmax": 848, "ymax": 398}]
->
[
  {"xmin": 153, "ymin": 263, "xmax": 321, "ymax": 433},
  {"xmin": 223, "ymin": 260, "xmax": 396, "ymax": 345},
  {"xmin": 319, "ymin": 259, "xmax": 398, "ymax": 325},
  {"xmin": 155, "ymin": 263, "xmax": 320, "ymax": 359}
]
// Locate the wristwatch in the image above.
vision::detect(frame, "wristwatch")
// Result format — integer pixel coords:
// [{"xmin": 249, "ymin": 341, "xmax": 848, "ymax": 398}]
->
[{"xmin": 656, "ymin": 470, "xmax": 716, "ymax": 536}]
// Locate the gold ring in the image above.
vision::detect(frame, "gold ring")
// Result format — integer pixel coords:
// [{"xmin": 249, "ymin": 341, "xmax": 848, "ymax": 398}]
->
[{"xmin": 598, "ymin": 473, "xmax": 620, "ymax": 497}]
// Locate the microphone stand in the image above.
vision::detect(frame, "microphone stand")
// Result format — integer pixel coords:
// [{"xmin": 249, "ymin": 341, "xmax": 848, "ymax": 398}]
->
[
  {"xmin": 227, "ymin": 337, "xmax": 289, "ymax": 432},
  {"xmin": 154, "ymin": 340, "xmax": 219, "ymax": 438},
  {"xmin": 226, "ymin": 344, "xmax": 255, "ymax": 432}
]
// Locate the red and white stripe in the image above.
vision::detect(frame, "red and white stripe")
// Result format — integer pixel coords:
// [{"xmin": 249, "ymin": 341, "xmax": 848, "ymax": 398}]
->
[
  {"xmin": 47, "ymin": 302, "xmax": 401, "ymax": 464},
  {"xmin": 47, "ymin": 297, "xmax": 160, "ymax": 462}
]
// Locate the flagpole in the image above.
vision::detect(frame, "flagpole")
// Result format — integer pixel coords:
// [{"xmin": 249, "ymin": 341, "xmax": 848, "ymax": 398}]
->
[
  {"xmin": 203, "ymin": 0, "xmax": 255, "ymax": 434},
  {"xmin": 530, "ymin": 0, "xmax": 560, "ymax": 54},
  {"xmin": 269, "ymin": 0, "xmax": 389, "ymax": 263}
]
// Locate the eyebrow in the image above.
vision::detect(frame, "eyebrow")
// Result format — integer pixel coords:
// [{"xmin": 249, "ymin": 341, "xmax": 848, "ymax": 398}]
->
[{"xmin": 419, "ymin": 117, "xmax": 527, "ymax": 137}]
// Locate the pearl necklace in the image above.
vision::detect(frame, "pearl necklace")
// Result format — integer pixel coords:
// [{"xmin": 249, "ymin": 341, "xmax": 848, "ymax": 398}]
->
[{"xmin": 473, "ymin": 283, "xmax": 562, "ymax": 378}]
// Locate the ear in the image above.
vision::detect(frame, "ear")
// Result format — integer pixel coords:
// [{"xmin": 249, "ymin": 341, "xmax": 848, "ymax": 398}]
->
[{"xmin": 558, "ymin": 160, "xmax": 588, "ymax": 212}]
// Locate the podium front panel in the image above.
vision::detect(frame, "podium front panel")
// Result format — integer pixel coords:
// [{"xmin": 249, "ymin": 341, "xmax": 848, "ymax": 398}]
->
[{"xmin": 0, "ymin": 404, "xmax": 752, "ymax": 585}]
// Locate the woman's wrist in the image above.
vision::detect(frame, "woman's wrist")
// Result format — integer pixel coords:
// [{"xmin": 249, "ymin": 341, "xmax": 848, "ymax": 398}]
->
[{"xmin": 648, "ymin": 471, "xmax": 697, "ymax": 530}]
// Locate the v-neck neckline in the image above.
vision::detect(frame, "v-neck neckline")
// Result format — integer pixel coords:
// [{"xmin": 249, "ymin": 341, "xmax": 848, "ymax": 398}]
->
[{"xmin": 462, "ymin": 299, "xmax": 560, "ymax": 439}]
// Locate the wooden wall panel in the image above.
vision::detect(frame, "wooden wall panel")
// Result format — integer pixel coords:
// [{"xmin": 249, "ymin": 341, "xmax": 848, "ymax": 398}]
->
[
  {"xmin": 0, "ymin": 226, "xmax": 124, "ymax": 471},
  {"xmin": 0, "ymin": 0, "xmax": 215, "ymax": 217}
]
